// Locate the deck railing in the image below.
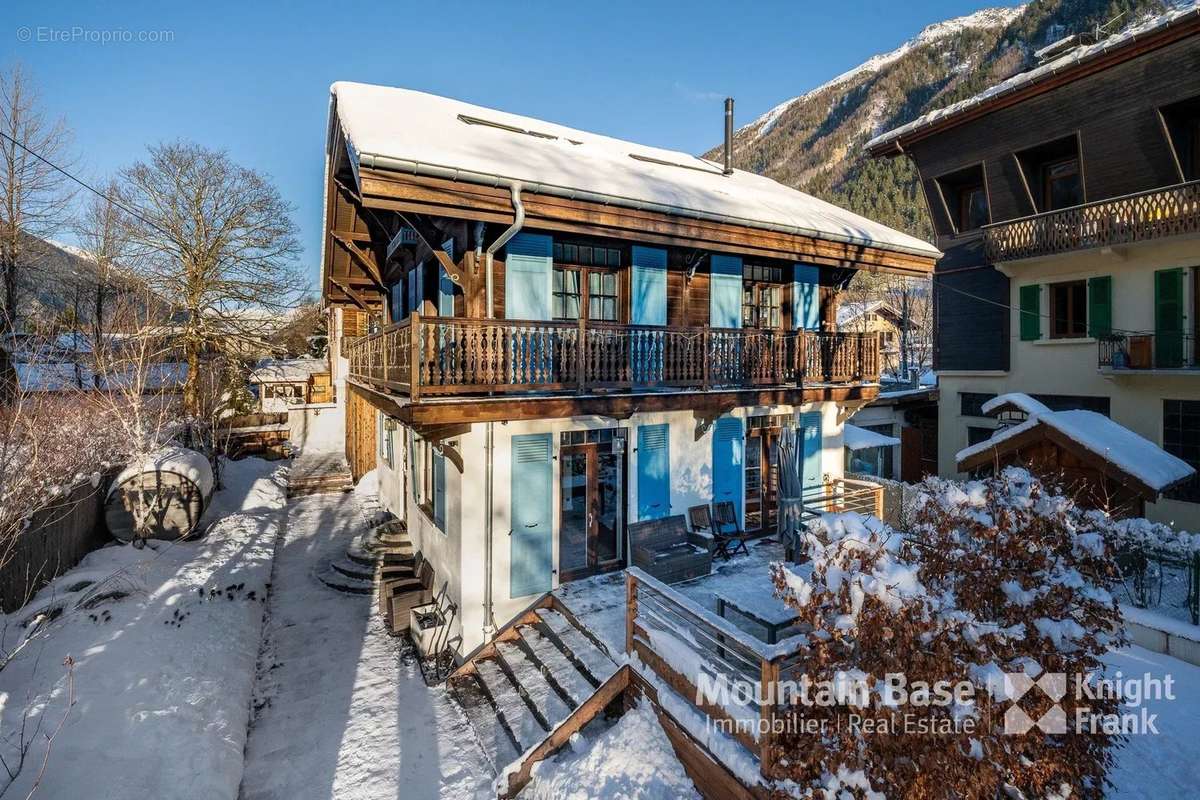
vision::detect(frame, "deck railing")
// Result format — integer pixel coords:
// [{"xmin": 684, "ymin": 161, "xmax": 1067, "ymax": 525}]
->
[
  {"xmin": 626, "ymin": 568, "xmax": 808, "ymax": 777},
  {"xmin": 346, "ymin": 313, "xmax": 878, "ymax": 399},
  {"xmin": 983, "ymin": 179, "xmax": 1200, "ymax": 262},
  {"xmin": 800, "ymin": 477, "xmax": 885, "ymax": 524}
]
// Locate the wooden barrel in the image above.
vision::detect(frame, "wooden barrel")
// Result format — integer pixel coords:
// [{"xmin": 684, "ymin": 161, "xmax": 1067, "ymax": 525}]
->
[{"xmin": 105, "ymin": 447, "xmax": 214, "ymax": 542}]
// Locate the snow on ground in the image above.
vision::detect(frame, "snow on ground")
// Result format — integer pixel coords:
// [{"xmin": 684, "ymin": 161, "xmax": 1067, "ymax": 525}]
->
[
  {"xmin": 0, "ymin": 456, "xmax": 286, "ymax": 800},
  {"xmin": 1104, "ymin": 646, "xmax": 1200, "ymax": 798},
  {"xmin": 238, "ymin": 486, "xmax": 491, "ymax": 800},
  {"xmin": 556, "ymin": 540, "xmax": 1200, "ymax": 799},
  {"xmin": 521, "ymin": 700, "xmax": 699, "ymax": 799}
]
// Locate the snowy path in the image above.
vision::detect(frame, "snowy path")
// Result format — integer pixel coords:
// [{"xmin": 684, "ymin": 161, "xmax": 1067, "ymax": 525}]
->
[
  {"xmin": 238, "ymin": 489, "xmax": 491, "ymax": 800},
  {"xmin": 0, "ymin": 457, "xmax": 286, "ymax": 800}
]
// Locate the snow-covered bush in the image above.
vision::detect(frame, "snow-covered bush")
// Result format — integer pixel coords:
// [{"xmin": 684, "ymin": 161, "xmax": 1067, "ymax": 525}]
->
[{"xmin": 769, "ymin": 468, "xmax": 1125, "ymax": 799}]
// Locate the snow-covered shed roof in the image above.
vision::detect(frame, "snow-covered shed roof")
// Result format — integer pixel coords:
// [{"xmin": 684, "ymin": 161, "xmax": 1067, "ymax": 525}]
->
[
  {"xmin": 867, "ymin": 3, "xmax": 1200, "ymax": 155},
  {"xmin": 844, "ymin": 423, "xmax": 902, "ymax": 451},
  {"xmin": 981, "ymin": 392, "xmax": 1051, "ymax": 417},
  {"xmin": 249, "ymin": 358, "xmax": 326, "ymax": 384},
  {"xmin": 330, "ymin": 82, "xmax": 941, "ymax": 260},
  {"xmin": 956, "ymin": 409, "xmax": 1195, "ymax": 497}
]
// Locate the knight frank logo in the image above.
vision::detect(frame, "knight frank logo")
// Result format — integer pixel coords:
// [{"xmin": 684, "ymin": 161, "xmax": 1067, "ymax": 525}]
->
[{"xmin": 1003, "ymin": 671, "xmax": 1068, "ymax": 735}]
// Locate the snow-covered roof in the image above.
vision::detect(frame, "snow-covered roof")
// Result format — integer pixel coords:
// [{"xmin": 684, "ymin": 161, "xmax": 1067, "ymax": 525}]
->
[
  {"xmin": 844, "ymin": 423, "xmax": 902, "ymax": 451},
  {"xmin": 14, "ymin": 361, "xmax": 187, "ymax": 392},
  {"xmin": 981, "ymin": 392, "xmax": 1051, "ymax": 417},
  {"xmin": 836, "ymin": 300, "xmax": 896, "ymax": 326},
  {"xmin": 249, "ymin": 358, "xmax": 326, "ymax": 383},
  {"xmin": 956, "ymin": 409, "xmax": 1195, "ymax": 494},
  {"xmin": 330, "ymin": 82, "xmax": 941, "ymax": 260},
  {"xmin": 108, "ymin": 446, "xmax": 215, "ymax": 499},
  {"xmin": 868, "ymin": 2, "xmax": 1200, "ymax": 153}
]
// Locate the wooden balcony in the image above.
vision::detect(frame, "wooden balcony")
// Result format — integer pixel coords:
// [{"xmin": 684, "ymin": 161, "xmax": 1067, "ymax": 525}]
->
[
  {"xmin": 346, "ymin": 313, "xmax": 879, "ymax": 401},
  {"xmin": 983, "ymin": 179, "xmax": 1200, "ymax": 262}
]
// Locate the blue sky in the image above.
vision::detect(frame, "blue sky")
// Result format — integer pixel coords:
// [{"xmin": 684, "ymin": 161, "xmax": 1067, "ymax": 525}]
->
[{"xmin": 2, "ymin": 0, "xmax": 1009, "ymax": 291}]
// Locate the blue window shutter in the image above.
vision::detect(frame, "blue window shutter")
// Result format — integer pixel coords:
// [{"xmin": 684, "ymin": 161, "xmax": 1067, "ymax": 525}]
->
[
  {"xmin": 631, "ymin": 246, "xmax": 668, "ymax": 326},
  {"xmin": 710, "ymin": 255, "xmax": 742, "ymax": 329},
  {"xmin": 505, "ymin": 233, "xmax": 553, "ymax": 320},
  {"xmin": 510, "ymin": 433, "xmax": 553, "ymax": 597},
  {"xmin": 637, "ymin": 424, "xmax": 671, "ymax": 520},
  {"xmin": 793, "ymin": 264, "xmax": 820, "ymax": 330},
  {"xmin": 712, "ymin": 416, "xmax": 744, "ymax": 529},
  {"xmin": 409, "ymin": 430, "xmax": 418, "ymax": 502},
  {"xmin": 433, "ymin": 452, "xmax": 446, "ymax": 529},
  {"xmin": 800, "ymin": 412, "xmax": 822, "ymax": 489},
  {"xmin": 438, "ymin": 240, "xmax": 455, "ymax": 316}
]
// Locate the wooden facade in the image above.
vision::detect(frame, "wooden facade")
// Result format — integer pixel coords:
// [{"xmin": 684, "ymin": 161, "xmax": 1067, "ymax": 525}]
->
[
  {"xmin": 870, "ymin": 17, "xmax": 1200, "ymax": 371},
  {"xmin": 322, "ymin": 101, "xmax": 933, "ymax": 425}
]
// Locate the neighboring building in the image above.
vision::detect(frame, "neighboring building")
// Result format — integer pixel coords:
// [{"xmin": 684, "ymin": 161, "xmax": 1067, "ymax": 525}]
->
[
  {"xmin": 847, "ymin": 385, "xmax": 939, "ymax": 482},
  {"xmin": 837, "ymin": 299, "xmax": 930, "ymax": 380},
  {"xmin": 249, "ymin": 358, "xmax": 332, "ymax": 412},
  {"xmin": 867, "ymin": 5, "xmax": 1200, "ymax": 529},
  {"xmin": 322, "ymin": 83, "xmax": 938, "ymax": 652}
]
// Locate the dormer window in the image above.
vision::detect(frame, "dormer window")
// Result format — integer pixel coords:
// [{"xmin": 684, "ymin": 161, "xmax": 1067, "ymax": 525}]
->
[
  {"xmin": 1016, "ymin": 135, "xmax": 1084, "ymax": 213},
  {"xmin": 1042, "ymin": 156, "xmax": 1083, "ymax": 211},
  {"xmin": 935, "ymin": 164, "xmax": 989, "ymax": 233},
  {"xmin": 1161, "ymin": 95, "xmax": 1200, "ymax": 181}
]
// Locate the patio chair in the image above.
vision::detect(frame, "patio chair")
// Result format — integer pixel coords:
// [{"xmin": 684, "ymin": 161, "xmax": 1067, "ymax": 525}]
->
[{"xmin": 711, "ymin": 501, "xmax": 750, "ymax": 559}]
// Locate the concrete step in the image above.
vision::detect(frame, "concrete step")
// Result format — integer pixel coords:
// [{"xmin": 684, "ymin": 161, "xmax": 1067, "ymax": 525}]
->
[{"xmin": 314, "ymin": 561, "xmax": 373, "ymax": 594}]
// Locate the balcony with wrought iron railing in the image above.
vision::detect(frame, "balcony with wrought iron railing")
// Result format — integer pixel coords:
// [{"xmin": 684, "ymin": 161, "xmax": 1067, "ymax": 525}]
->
[
  {"xmin": 1098, "ymin": 330, "xmax": 1199, "ymax": 372},
  {"xmin": 983, "ymin": 179, "xmax": 1200, "ymax": 263},
  {"xmin": 345, "ymin": 313, "xmax": 880, "ymax": 400}
]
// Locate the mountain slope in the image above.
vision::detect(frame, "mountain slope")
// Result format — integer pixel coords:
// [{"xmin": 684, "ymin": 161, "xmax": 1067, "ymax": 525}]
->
[{"xmin": 707, "ymin": 0, "xmax": 1174, "ymax": 241}]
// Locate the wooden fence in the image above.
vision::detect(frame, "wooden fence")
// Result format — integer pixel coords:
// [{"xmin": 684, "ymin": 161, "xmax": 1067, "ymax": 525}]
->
[{"xmin": 0, "ymin": 473, "xmax": 114, "ymax": 612}]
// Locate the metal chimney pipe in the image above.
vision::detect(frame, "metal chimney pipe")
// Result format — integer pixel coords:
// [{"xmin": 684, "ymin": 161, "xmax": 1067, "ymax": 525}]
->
[{"xmin": 723, "ymin": 97, "xmax": 734, "ymax": 175}]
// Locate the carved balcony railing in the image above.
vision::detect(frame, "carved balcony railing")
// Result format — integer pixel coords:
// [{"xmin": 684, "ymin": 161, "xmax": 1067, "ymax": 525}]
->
[
  {"xmin": 983, "ymin": 179, "xmax": 1200, "ymax": 262},
  {"xmin": 345, "ymin": 313, "xmax": 878, "ymax": 400}
]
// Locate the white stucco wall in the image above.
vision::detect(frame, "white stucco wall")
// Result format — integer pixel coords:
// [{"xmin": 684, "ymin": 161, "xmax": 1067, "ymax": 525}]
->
[
  {"xmin": 378, "ymin": 402, "xmax": 846, "ymax": 653},
  {"xmin": 287, "ymin": 403, "xmax": 344, "ymax": 454}
]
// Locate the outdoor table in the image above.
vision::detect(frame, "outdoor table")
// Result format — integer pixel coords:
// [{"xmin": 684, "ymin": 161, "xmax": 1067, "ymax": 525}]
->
[{"xmin": 715, "ymin": 589, "xmax": 801, "ymax": 645}]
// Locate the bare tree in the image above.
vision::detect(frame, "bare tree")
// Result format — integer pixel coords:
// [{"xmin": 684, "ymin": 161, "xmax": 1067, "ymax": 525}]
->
[
  {"xmin": 118, "ymin": 141, "xmax": 303, "ymax": 414},
  {"xmin": 879, "ymin": 274, "xmax": 932, "ymax": 382},
  {"xmin": 0, "ymin": 65, "xmax": 74, "ymax": 334},
  {"xmin": 71, "ymin": 180, "xmax": 134, "ymax": 361}
]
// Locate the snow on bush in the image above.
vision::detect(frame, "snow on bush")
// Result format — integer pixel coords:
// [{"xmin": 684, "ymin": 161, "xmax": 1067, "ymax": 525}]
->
[{"xmin": 769, "ymin": 468, "xmax": 1125, "ymax": 799}]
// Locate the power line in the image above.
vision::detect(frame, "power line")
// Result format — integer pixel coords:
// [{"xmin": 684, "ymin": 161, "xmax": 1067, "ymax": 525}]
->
[{"xmin": 0, "ymin": 129, "xmax": 175, "ymax": 242}]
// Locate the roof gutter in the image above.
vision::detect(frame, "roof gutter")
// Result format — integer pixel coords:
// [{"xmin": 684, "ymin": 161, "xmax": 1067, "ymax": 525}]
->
[{"xmin": 354, "ymin": 151, "xmax": 940, "ymax": 261}]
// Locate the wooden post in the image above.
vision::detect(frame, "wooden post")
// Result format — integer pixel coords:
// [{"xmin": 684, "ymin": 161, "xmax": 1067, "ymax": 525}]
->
[
  {"xmin": 577, "ymin": 317, "xmax": 587, "ymax": 393},
  {"xmin": 874, "ymin": 485, "xmax": 884, "ymax": 520},
  {"xmin": 625, "ymin": 571, "xmax": 637, "ymax": 656},
  {"xmin": 409, "ymin": 312, "xmax": 421, "ymax": 401},
  {"xmin": 381, "ymin": 327, "xmax": 389, "ymax": 386},
  {"xmin": 702, "ymin": 329, "xmax": 710, "ymax": 390},
  {"xmin": 759, "ymin": 658, "xmax": 780, "ymax": 778}
]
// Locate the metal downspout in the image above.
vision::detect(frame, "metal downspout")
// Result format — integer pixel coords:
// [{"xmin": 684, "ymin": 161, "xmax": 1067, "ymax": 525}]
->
[{"xmin": 482, "ymin": 182, "xmax": 523, "ymax": 640}]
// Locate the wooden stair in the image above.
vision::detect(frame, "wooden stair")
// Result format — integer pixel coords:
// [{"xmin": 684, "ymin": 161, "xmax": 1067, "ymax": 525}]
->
[
  {"xmin": 287, "ymin": 453, "xmax": 354, "ymax": 497},
  {"xmin": 446, "ymin": 596, "xmax": 619, "ymax": 777}
]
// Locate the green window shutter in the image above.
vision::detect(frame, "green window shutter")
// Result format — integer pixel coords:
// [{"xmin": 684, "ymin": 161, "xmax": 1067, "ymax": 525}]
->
[
  {"xmin": 1087, "ymin": 276, "xmax": 1112, "ymax": 338},
  {"xmin": 1019, "ymin": 284, "xmax": 1041, "ymax": 341},
  {"xmin": 1155, "ymin": 268, "xmax": 1185, "ymax": 368}
]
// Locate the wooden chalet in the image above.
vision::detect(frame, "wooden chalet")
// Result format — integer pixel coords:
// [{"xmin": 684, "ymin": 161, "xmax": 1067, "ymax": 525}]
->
[{"xmin": 320, "ymin": 81, "xmax": 937, "ymax": 663}]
